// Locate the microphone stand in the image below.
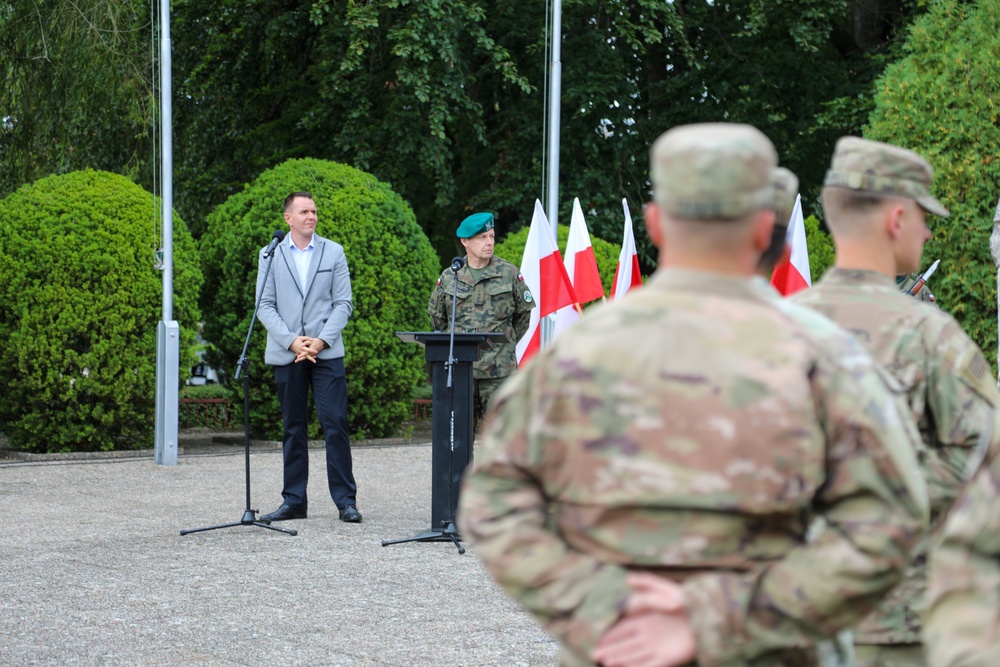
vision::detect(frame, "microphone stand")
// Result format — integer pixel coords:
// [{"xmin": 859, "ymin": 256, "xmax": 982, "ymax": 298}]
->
[
  {"xmin": 382, "ymin": 258, "xmax": 466, "ymax": 553},
  {"xmin": 440, "ymin": 258, "xmax": 465, "ymax": 553},
  {"xmin": 181, "ymin": 242, "xmax": 296, "ymax": 537}
]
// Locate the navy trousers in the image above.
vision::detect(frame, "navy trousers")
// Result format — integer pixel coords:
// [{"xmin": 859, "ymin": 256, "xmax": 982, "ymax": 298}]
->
[{"xmin": 273, "ymin": 357, "xmax": 357, "ymax": 510}]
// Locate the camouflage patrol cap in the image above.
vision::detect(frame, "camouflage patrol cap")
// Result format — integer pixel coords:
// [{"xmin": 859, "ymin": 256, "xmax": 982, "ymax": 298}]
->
[
  {"xmin": 824, "ymin": 136, "xmax": 950, "ymax": 217},
  {"xmin": 456, "ymin": 212, "xmax": 495, "ymax": 238},
  {"xmin": 772, "ymin": 167, "xmax": 799, "ymax": 229},
  {"xmin": 650, "ymin": 123, "xmax": 777, "ymax": 219}
]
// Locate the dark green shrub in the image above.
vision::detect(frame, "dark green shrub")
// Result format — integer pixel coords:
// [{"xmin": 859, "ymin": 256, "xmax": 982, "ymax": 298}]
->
[
  {"xmin": 804, "ymin": 215, "xmax": 835, "ymax": 283},
  {"xmin": 200, "ymin": 158, "xmax": 439, "ymax": 439},
  {"xmin": 0, "ymin": 170, "xmax": 203, "ymax": 452},
  {"xmin": 493, "ymin": 221, "xmax": 622, "ymax": 301},
  {"xmin": 866, "ymin": 0, "xmax": 1000, "ymax": 364}
]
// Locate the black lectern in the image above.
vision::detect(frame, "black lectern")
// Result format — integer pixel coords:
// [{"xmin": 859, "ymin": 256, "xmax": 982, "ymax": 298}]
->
[{"xmin": 383, "ymin": 331, "xmax": 505, "ymax": 552}]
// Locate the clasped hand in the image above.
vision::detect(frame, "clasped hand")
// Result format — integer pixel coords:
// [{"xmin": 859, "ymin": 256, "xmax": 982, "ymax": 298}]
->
[
  {"xmin": 291, "ymin": 336, "xmax": 326, "ymax": 363},
  {"xmin": 591, "ymin": 573, "xmax": 697, "ymax": 667}
]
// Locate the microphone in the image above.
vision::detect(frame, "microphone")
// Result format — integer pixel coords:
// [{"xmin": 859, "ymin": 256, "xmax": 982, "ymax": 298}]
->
[
  {"xmin": 451, "ymin": 256, "xmax": 465, "ymax": 272},
  {"xmin": 262, "ymin": 230, "xmax": 286, "ymax": 259}
]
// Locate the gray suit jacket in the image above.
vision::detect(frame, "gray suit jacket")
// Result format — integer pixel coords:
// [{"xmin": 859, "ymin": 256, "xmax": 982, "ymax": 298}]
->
[{"xmin": 255, "ymin": 234, "xmax": 353, "ymax": 366}]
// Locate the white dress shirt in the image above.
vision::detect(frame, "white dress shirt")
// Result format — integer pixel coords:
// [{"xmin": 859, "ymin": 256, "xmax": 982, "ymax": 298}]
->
[{"xmin": 288, "ymin": 234, "xmax": 315, "ymax": 289}]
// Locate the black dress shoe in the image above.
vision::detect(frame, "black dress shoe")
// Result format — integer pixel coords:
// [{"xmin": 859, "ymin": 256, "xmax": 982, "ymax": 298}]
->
[
  {"xmin": 260, "ymin": 504, "xmax": 307, "ymax": 523},
  {"xmin": 338, "ymin": 506, "xmax": 362, "ymax": 523}
]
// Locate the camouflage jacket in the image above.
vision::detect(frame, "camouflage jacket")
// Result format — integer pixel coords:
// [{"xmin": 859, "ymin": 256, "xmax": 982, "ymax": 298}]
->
[
  {"xmin": 924, "ymin": 415, "xmax": 1000, "ymax": 667},
  {"xmin": 428, "ymin": 256, "xmax": 535, "ymax": 380},
  {"xmin": 792, "ymin": 268, "xmax": 998, "ymax": 644},
  {"xmin": 458, "ymin": 269, "xmax": 927, "ymax": 667}
]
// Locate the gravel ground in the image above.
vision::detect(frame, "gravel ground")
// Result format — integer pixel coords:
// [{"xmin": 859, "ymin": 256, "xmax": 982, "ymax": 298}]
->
[{"xmin": 0, "ymin": 435, "xmax": 558, "ymax": 666}]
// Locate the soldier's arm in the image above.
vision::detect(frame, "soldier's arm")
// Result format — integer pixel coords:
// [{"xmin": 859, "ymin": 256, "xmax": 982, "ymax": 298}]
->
[
  {"xmin": 457, "ymin": 365, "xmax": 631, "ymax": 663},
  {"xmin": 680, "ymin": 355, "xmax": 927, "ymax": 666},
  {"xmin": 511, "ymin": 271, "xmax": 535, "ymax": 342},
  {"xmin": 428, "ymin": 274, "xmax": 448, "ymax": 331},
  {"xmin": 922, "ymin": 321, "xmax": 998, "ymax": 513},
  {"xmin": 924, "ymin": 433, "xmax": 1000, "ymax": 667}
]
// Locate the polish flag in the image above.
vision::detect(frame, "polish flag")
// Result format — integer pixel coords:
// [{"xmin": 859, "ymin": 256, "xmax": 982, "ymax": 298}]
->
[
  {"xmin": 553, "ymin": 198, "xmax": 605, "ymax": 336},
  {"xmin": 770, "ymin": 194, "xmax": 811, "ymax": 296},
  {"xmin": 517, "ymin": 200, "xmax": 579, "ymax": 366},
  {"xmin": 611, "ymin": 198, "xmax": 643, "ymax": 300}
]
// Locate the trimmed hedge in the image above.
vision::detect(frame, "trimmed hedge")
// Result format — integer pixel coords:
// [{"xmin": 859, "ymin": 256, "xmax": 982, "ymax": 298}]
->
[
  {"xmin": 199, "ymin": 158, "xmax": 439, "ymax": 439},
  {"xmin": 866, "ymin": 0, "xmax": 1000, "ymax": 364},
  {"xmin": 0, "ymin": 170, "xmax": 203, "ymax": 452}
]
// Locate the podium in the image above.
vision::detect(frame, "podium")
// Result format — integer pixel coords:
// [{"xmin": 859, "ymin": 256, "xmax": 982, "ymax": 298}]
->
[{"xmin": 383, "ymin": 331, "xmax": 504, "ymax": 552}]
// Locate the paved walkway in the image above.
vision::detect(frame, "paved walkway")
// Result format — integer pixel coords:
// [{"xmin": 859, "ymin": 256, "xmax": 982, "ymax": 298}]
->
[{"xmin": 0, "ymin": 435, "xmax": 558, "ymax": 666}]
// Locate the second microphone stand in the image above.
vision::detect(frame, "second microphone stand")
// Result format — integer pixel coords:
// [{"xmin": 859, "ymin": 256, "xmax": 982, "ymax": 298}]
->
[
  {"xmin": 181, "ymin": 235, "xmax": 296, "ymax": 537},
  {"xmin": 382, "ymin": 258, "xmax": 466, "ymax": 553}
]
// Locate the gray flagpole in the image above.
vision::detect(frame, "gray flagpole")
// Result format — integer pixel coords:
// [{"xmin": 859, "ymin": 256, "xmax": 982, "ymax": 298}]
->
[
  {"xmin": 154, "ymin": 0, "xmax": 179, "ymax": 466},
  {"xmin": 541, "ymin": 0, "xmax": 561, "ymax": 348}
]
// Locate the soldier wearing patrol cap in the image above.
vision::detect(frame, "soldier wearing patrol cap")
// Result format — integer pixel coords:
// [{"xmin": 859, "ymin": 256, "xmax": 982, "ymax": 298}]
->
[
  {"xmin": 458, "ymin": 123, "xmax": 926, "ymax": 667},
  {"xmin": 791, "ymin": 136, "xmax": 1000, "ymax": 667},
  {"xmin": 756, "ymin": 166, "xmax": 799, "ymax": 278},
  {"xmin": 428, "ymin": 212, "xmax": 535, "ymax": 427}
]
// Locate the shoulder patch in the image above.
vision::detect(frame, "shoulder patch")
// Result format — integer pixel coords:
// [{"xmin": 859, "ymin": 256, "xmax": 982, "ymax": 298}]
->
[
  {"xmin": 524, "ymin": 290, "xmax": 533, "ymax": 303},
  {"xmin": 517, "ymin": 273, "xmax": 524, "ymax": 282}
]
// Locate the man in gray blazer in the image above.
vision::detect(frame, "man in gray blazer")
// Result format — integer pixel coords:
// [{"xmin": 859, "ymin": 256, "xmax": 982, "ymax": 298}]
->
[{"xmin": 256, "ymin": 191, "xmax": 361, "ymax": 523}]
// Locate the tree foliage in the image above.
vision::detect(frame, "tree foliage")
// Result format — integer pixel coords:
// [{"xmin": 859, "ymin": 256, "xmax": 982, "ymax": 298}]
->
[
  {"xmin": 866, "ymin": 0, "xmax": 1000, "ymax": 362},
  {"xmin": 169, "ymin": 0, "xmax": 929, "ymax": 272},
  {"xmin": 0, "ymin": 171, "xmax": 202, "ymax": 452},
  {"xmin": 199, "ymin": 158, "xmax": 439, "ymax": 440},
  {"xmin": 0, "ymin": 0, "xmax": 154, "ymax": 196}
]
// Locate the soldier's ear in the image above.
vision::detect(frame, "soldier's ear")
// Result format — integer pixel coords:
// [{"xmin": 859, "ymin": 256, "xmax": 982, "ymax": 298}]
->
[
  {"xmin": 751, "ymin": 209, "xmax": 776, "ymax": 253},
  {"xmin": 644, "ymin": 203, "xmax": 664, "ymax": 248},
  {"xmin": 885, "ymin": 203, "xmax": 906, "ymax": 240}
]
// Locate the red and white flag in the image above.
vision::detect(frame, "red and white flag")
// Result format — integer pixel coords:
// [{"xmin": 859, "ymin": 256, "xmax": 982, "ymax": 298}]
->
[
  {"xmin": 553, "ymin": 198, "xmax": 605, "ymax": 336},
  {"xmin": 611, "ymin": 198, "xmax": 642, "ymax": 300},
  {"xmin": 770, "ymin": 194, "xmax": 811, "ymax": 296},
  {"xmin": 517, "ymin": 200, "xmax": 579, "ymax": 366}
]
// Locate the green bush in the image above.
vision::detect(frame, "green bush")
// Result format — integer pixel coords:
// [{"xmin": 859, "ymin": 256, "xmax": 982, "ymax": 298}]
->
[
  {"xmin": 199, "ymin": 158, "xmax": 439, "ymax": 439},
  {"xmin": 0, "ymin": 170, "xmax": 203, "ymax": 452},
  {"xmin": 804, "ymin": 215, "xmax": 836, "ymax": 283},
  {"xmin": 866, "ymin": 0, "xmax": 1000, "ymax": 364},
  {"xmin": 493, "ymin": 221, "xmax": 622, "ymax": 301},
  {"xmin": 180, "ymin": 383, "xmax": 230, "ymax": 400}
]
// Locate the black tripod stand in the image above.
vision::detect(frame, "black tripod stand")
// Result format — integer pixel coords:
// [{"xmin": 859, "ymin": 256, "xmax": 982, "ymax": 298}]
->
[
  {"xmin": 181, "ymin": 230, "xmax": 296, "ymax": 538},
  {"xmin": 383, "ymin": 258, "xmax": 469, "ymax": 554}
]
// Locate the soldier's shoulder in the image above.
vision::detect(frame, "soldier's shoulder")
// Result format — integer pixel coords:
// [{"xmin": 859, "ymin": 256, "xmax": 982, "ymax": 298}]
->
[{"xmin": 491, "ymin": 256, "xmax": 520, "ymax": 274}]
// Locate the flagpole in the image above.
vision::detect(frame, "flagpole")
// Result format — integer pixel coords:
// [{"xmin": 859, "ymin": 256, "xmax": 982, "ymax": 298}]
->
[
  {"xmin": 154, "ymin": 0, "xmax": 179, "ymax": 466},
  {"xmin": 542, "ymin": 0, "xmax": 562, "ymax": 348}
]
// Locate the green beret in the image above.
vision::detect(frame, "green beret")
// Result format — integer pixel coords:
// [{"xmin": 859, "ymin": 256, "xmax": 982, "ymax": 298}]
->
[{"xmin": 456, "ymin": 212, "xmax": 495, "ymax": 238}]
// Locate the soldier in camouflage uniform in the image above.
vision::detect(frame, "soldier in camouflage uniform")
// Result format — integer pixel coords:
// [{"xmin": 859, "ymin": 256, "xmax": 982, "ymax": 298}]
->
[
  {"xmin": 428, "ymin": 212, "xmax": 535, "ymax": 426},
  {"xmin": 924, "ymin": 411, "xmax": 1000, "ymax": 667},
  {"xmin": 458, "ymin": 123, "xmax": 928, "ymax": 667},
  {"xmin": 790, "ymin": 136, "xmax": 999, "ymax": 667},
  {"xmin": 757, "ymin": 166, "xmax": 799, "ymax": 279}
]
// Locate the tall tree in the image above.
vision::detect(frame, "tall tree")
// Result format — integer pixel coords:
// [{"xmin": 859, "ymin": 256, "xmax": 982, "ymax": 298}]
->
[
  {"xmin": 866, "ymin": 0, "xmax": 1000, "ymax": 364},
  {"xmin": 0, "ymin": 0, "xmax": 154, "ymax": 195}
]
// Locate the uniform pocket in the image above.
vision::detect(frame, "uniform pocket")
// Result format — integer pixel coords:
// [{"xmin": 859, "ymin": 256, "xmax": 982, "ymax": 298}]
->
[{"xmin": 485, "ymin": 281, "xmax": 514, "ymax": 320}]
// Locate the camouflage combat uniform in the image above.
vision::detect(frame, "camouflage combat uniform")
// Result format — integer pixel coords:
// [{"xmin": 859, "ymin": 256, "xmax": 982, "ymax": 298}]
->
[
  {"xmin": 789, "ymin": 136, "xmax": 998, "ymax": 667},
  {"xmin": 459, "ymin": 267, "xmax": 927, "ymax": 667},
  {"xmin": 792, "ymin": 270, "xmax": 997, "ymax": 657},
  {"xmin": 428, "ymin": 255, "xmax": 534, "ymax": 420},
  {"xmin": 924, "ymin": 413, "xmax": 1000, "ymax": 667}
]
